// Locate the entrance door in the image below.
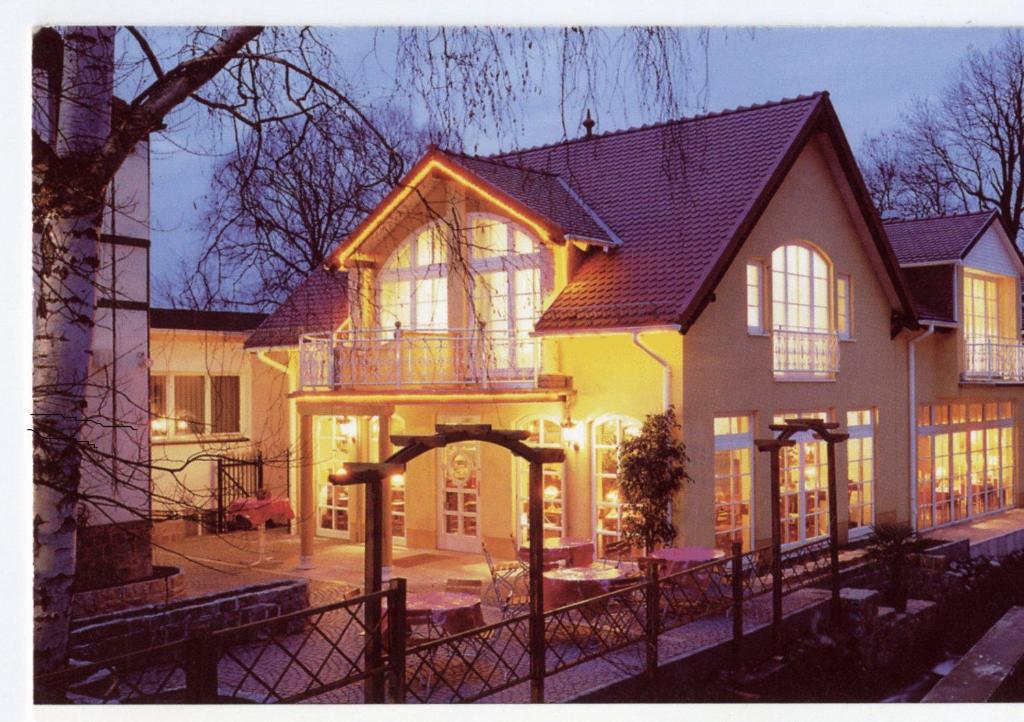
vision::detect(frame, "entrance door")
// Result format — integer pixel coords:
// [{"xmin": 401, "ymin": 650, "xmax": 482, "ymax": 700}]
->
[
  {"xmin": 314, "ymin": 415, "xmax": 357, "ymax": 540},
  {"xmin": 775, "ymin": 412, "xmax": 829, "ymax": 546},
  {"xmin": 438, "ymin": 440, "xmax": 481, "ymax": 552}
]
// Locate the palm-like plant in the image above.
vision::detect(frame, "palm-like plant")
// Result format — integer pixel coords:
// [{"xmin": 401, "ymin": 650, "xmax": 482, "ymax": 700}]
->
[{"xmin": 868, "ymin": 522, "xmax": 927, "ymax": 612}]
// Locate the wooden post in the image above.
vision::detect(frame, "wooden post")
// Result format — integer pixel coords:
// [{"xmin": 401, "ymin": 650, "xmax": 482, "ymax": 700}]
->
[
  {"xmin": 731, "ymin": 541, "xmax": 744, "ymax": 668},
  {"xmin": 378, "ymin": 414, "xmax": 393, "ymax": 573},
  {"xmin": 387, "ymin": 577, "xmax": 407, "ymax": 703},
  {"xmin": 769, "ymin": 444, "xmax": 783, "ymax": 654},
  {"xmin": 298, "ymin": 413, "xmax": 315, "ymax": 569},
  {"xmin": 645, "ymin": 561, "xmax": 660, "ymax": 678},
  {"xmin": 826, "ymin": 439, "xmax": 841, "ymax": 626},
  {"xmin": 185, "ymin": 631, "xmax": 219, "ymax": 703},
  {"xmin": 528, "ymin": 460, "xmax": 545, "ymax": 703},
  {"xmin": 364, "ymin": 470, "xmax": 385, "ymax": 703}
]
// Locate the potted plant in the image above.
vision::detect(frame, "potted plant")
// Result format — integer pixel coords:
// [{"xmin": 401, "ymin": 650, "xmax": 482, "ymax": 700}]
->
[{"xmin": 617, "ymin": 405, "xmax": 693, "ymax": 557}]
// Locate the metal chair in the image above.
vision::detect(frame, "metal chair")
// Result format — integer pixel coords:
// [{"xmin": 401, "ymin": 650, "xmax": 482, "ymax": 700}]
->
[
  {"xmin": 482, "ymin": 541, "xmax": 524, "ymax": 605},
  {"xmin": 597, "ymin": 538, "xmax": 632, "ymax": 569}
]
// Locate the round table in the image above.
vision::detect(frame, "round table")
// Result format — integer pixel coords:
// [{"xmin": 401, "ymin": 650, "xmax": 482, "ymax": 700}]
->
[
  {"xmin": 385, "ymin": 591, "xmax": 485, "ymax": 639},
  {"xmin": 542, "ymin": 565, "xmax": 625, "ymax": 611},
  {"xmin": 519, "ymin": 537, "xmax": 595, "ymax": 568},
  {"xmin": 650, "ymin": 547, "xmax": 726, "ymax": 575}
]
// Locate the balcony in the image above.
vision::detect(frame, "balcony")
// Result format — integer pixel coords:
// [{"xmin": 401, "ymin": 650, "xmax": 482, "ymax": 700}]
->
[
  {"xmin": 298, "ymin": 326, "xmax": 542, "ymax": 391},
  {"xmin": 772, "ymin": 328, "xmax": 840, "ymax": 379},
  {"xmin": 963, "ymin": 337, "xmax": 1024, "ymax": 383}
]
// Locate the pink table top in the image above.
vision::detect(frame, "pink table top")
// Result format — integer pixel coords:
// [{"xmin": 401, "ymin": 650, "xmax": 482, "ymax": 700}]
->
[
  {"xmin": 387, "ymin": 591, "xmax": 485, "ymax": 636},
  {"xmin": 226, "ymin": 497, "xmax": 295, "ymax": 527},
  {"xmin": 522, "ymin": 537, "xmax": 593, "ymax": 551},
  {"xmin": 519, "ymin": 537, "xmax": 596, "ymax": 567},
  {"xmin": 650, "ymin": 547, "xmax": 726, "ymax": 564},
  {"xmin": 544, "ymin": 565, "xmax": 624, "ymax": 583}
]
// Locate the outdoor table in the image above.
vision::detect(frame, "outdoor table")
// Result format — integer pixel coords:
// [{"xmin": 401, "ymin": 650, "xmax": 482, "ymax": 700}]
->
[
  {"xmin": 225, "ymin": 497, "xmax": 295, "ymax": 565},
  {"xmin": 542, "ymin": 565, "xmax": 625, "ymax": 611},
  {"xmin": 518, "ymin": 537, "xmax": 595, "ymax": 568},
  {"xmin": 649, "ymin": 546, "xmax": 726, "ymax": 576},
  {"xmin": 385, "ymin": 591, "xmax": 486, "ymax": 639}
]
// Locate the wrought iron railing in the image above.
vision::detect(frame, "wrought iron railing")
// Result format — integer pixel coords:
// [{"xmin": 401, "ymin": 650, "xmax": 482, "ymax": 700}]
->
[
  {"xmin": 963, "ymin": 337, "xmax": 1024, "ymax": 382},
  {"xmin": 772, "ymin": 328, "xmax": 839, "ymax": 377},
  {"xmin": 298, "ymin": 326, "xmax": 541, "ymax": 391}
]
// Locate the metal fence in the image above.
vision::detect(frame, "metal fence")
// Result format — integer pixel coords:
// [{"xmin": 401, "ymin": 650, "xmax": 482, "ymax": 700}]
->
[{"xmin": 215, "ymin": 451, "xmax": 264, "ymax": 533}]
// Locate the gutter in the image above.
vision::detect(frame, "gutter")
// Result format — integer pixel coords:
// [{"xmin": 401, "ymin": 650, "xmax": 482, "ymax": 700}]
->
[
  {"xmin": 631, "ymin": 331, "xmax": 672, "ymax": 410},
  {"xmin": 255, "ymin": 350, "xmax": 289, "ymax": 375},
  {"xmin": 532, "ymin": 324, "xmax": 682, "ymax": 339},
  {"xmin": 908, "ymin": 324, "xmax": 935, "ymax": 532}
]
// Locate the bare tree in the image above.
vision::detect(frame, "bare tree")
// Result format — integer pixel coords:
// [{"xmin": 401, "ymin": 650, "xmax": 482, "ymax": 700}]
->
[
  {"xmin": 33, "ymin": 25, "xmax": 704, "ymax": 680},
  {"xmin": 861, "ymin": 30, "xmax": 1024, "ymax": 238}
]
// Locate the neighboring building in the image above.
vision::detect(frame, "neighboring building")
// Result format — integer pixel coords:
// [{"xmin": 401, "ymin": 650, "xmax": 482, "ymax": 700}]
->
[
  {"xmin": 886, "ymin": 211, "xmax": 1024, "ymax": 532},
  {"xmin": 243, "ymin": 91, "xmax": 1022, "ymax": 565},
  {"xmin": 149, "ymin": 308, "xmax": 291, "ymax": 529}
]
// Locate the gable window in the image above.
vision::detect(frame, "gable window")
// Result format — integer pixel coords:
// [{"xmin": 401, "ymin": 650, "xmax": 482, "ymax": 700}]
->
[
  {"xmin": 378, "ymin": 223, "xmax": 449, "ymax": 331},
  {"xmin": 770, "ymin": 243, "xmax": 839, "ymax": 378},
  {"xmin": 151, "ymin": 374, "xmax": 242, "ymax": 438},
  {"xmin": 836, "ymin": 274, "xmax": 852, "ymax": 340},
  {"xmin": 746, "ymin": 262, "xmax": 764, "ymax": 334}
]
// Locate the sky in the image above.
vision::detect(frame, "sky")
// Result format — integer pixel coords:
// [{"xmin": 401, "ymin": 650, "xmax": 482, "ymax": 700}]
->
[{"xmin": 146, "ymin": 26, "xmax": 1011, "ymax": 306}]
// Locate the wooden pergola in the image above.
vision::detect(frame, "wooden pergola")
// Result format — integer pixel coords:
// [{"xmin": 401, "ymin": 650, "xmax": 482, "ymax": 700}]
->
[
  {"xmin": 327, "ymin": 424, "xmax": 565, "ymax": 703},
  {"xmin": 756, "ymin": 417, "xmax": 848, "ymax": 650}
]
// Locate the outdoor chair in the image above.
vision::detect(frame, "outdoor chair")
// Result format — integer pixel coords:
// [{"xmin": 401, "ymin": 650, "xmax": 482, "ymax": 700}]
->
[
  {"xmin": 482, "ymin": 541, "xmax": 525, "ymax": 605},
  {"xmin": 596, "ymin": 539, "xmax": 633, "ymax": 569}
]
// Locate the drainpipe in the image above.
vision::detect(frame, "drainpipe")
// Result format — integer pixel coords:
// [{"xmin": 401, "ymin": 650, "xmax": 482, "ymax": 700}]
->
[
  {"xmin": 909, "ymin": 324, "xmax": 936, "ymax": 532},
  {"xmin": 255, "ymin": 350, "xmax": 289, "ymax": 374},
  {"xmin": 631, "ymin": 331, "xmax": 672, "ymax": 410}
]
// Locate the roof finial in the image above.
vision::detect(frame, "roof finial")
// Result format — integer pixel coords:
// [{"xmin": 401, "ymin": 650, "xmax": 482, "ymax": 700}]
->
[{"xmin": 582, "ymin": 109, "xmax": 595, "ymax": 138}]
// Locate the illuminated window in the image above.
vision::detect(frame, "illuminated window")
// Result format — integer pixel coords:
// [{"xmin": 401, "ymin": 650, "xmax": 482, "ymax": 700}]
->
[
  {"xmin": 592, "ymin": 415, "xmax": 641, "ymax": 557},
  {"xmin": 846, "ymin": 409, "xmax": 875, "ymax": 537},
  {"xmin": 916, "ymin": 401, "xmax": 1015, "ymax": 530},
  {"xmin": 963, "ymin": 273, "xmax": 1000, "ymax": 341},
  {"xmin": 314, "ymin": 415, "xmax": 358, "ymax": 540},
  {"xmin": 714, "ymin": 415, "xmax": 753, "ymax": 552},
  {"xmin": 378, "ymin": 223, "xmax": 450, "ymax": 331},
  {"xmin": 150, "ymin": 375, "xmax": 242, "ymax": 439},
  {"xmin": 774, "ymin": 411, "xmax": 830, "ymax": 545},
  {"xmin": 150, "ymin": 375, "xmax": 168, "ymax": 436},
  {"xmin": 746, "ymin": 262, "xmax": 764, "ymax": 333},
  {"xmin": 514, "ymin": 416, "xmax": 565, "ymax": 545},
  {"xmin": 836, "ymin": 274, "xmax": 852, "ymax": 339},
  {"xmin": 173, "ymin": 376, "xmax": 206, "ymax": 434},
  {"xmin": 771, "ymin": 244, "xmax": 831, "ymax": 333}
]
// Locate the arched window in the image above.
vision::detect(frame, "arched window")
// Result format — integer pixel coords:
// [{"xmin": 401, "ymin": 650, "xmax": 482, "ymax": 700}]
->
[
  {"xmin": 771, "ymin": 243, "xmax": 831, "ymax": 333},
  {"xmin": 468, "ymin": 213, "xmax": 543, "ymax": 370},
  {"xmin": 378, "ymin": 223, "xmax": 449, "ymax": 330},
  {"xmin": 592, "ymin": 414, "xmax": 641, "ymax": 557},
  {"xmin": 513, "ymin": 415, "xmax": 566, "ymax": 545}
]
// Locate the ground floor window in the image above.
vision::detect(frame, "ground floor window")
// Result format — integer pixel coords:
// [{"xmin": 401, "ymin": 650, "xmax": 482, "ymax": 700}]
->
[
  {"xmin": 314, "ymin": 415, "xmax": 357, "ymax": 539},
  {"xmin": 713, "ymin": 415, "xmax": 754, "ymax": 552},
  {"xmin": 774, "ymin": 411, "xmax": 830, "ymax": 546},
  {"xmin": 916, "ymin": 402, "xmax": 1014, "ymax": 530},
  {"xmin": 370, "ymin": 416, "xmax": 407, "ymax": 545},
  {"xmin": 515, "ymin": 416, "xmax": 565, "ymax": 545},
  {"xmin": 592, "ymin": 415, "xmax": 641, "ymax": 557},
  {"xmin": 846, "ymin": 409, "xmax": 876, "ymax": 537}
]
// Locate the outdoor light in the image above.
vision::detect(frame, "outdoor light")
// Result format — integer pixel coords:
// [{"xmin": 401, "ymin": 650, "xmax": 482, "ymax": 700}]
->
[
  {"xmin": 335, "ymin": 466, "xmax": 348, "ymax": 477},
  {"xmin": 544, "ymin": 484, "xmax": 560, "ymax": 500},
  {"xmin": 151, "ymin": 418, "xmax": 167, "ymax": 435},
  {"xmin": 390, "ymin": 473, "xmax": 405, "ymax": 487},
  {"xmin": 561, "ymin": 416, "xmax": 583, "ymax": 451},
  {"xmin": 337, "ymin": 415, "xmax": 357, "ymax": 443},
  {"xmin": 605, "ymin": 489, "xmax": 619, "ymax": 503}
]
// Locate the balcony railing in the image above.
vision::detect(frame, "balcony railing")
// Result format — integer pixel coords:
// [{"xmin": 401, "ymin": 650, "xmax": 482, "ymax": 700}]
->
[
  {"xmin": 963, "ymin": 337, "xmax": 1024, "ymax": 382},
  {"xmin": 298, "ymin": 326, "xmax": 541, "ymax": 391},
  {"xmin": 772, "ymin": 328, "xmax": 840, "ymax": 378}
]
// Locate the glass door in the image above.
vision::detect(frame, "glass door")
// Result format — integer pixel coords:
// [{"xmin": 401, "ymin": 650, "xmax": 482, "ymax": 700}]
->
[
  {"xmin": 314, "ymin": 415, "xmax": 357, "ymax": 540},
  {"xmin": 438, "ymin": 440, "xmax": 481, "ymax": 552},
  {"xmin": 775, "ymin": 412, "xmax": 829, "ymax": 546},
  {"xmin": 515, "ymin": 417, "xmax": 565, "ymax": 546}
]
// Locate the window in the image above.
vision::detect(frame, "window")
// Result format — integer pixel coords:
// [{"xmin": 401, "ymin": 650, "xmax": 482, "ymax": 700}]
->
[
  {"xmin": 714, "ymin": 415, "xmax": 754, "ymax": 552},
  {"xmin": 378, "ymin": 223, "xmax": 449, "ymax": 331},
  {"xmin": 836, "ymin": 274, "xmax": 851, "ymax": 339},
  {"xmin": 150, "ymin": 374, "xmax": 242, "ymax": 439},
  {"xmin": 963, "ymin": 273, "xmax": 999, "ymax": 341},
  {"xmin": 746, "ymin": 262, "xmax": 764, "ymax": 333},
  {"xmin": 916, "ymin": 401, "xmax": 1014, "ymax": 530},
  {"xmin": 592, "ymin": 415, "xmax": 641, "ymax": 557},
  {"xmin": 774, "ymin": 411, "xmax": 830, "ymax": 545},
  {"xmin": 846, "ymin": 409, "xmax": 875, "ymax": 537},
  {"xmin": 771, "ymin": 244, "xmax": 831, "ymax": 333},
  {"xmin": 515, "ymin": 417, "xmax": 566, "ymax": 545}
]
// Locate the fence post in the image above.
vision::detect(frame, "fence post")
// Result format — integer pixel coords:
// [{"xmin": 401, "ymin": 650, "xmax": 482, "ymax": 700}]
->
[
  {"xmin": 769, "ymin": 446, "xmax": 783, "ymax": 654},
  {"xmin": 185, "ymin": 631, "xmax": 219, "ymax": 703},
  {"xmin": 257, "ymin": 451, "xmax": 264, "ymax": 494},
  {"xmin": 730, "ymin": 541, "xmax": 744, "ymax": 668},
  {"xmin": 645, "ymin": 560, "xmax": 660, "ymax": 679},
  {"xmin": 216, "ymin": 459, "xmax": 225, "ymax": 534},
  {"xmin": 387, "ymin": 577, "xmax": 407, "ymax": 703},
  {"xmin": 826, "ymin": 440, "xmax": 841, "ymax": 627},
  {"xmin": 528, "ymin": 460, "xmax": 545, "ymax": 703},
  {"xmin": 364, "ymin": 474, "xmax": 386, "ymax": 703}
]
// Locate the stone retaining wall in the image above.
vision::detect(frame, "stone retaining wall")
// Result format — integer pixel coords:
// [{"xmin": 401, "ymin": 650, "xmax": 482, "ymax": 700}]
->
[
  {"xmin": 74, "ymin": 520, "xmax": 153, "ymax": 591},
  {"xmin": 71, "ymin": 565, "xmax": 186, "ymax": 619},
  {"xmin": 69, "ymin": 579, "xmax": 310, "ymax": 661}
]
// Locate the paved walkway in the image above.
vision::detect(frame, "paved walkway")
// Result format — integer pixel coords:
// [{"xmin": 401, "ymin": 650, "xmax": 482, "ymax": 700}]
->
[{"xmin": 924, "ymin": 508, "xmax": 1024, "ymax": 558}]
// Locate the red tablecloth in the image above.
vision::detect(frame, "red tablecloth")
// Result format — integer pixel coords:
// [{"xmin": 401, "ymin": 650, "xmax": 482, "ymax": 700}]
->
[
  {"xmin": 518, "ymin": 537, "xmax": 595, "ymax": 568},
  {"xmin": 650, "ymin": 546, "xmax": 726, "ymax": 575},
  {"xmin": 542, "ymin": 565, "xmax": 626, "ymax": 611},
  {"xmin": 385, "ymin": 591, "xmax": 485, "ymax": 638},
  {"xmin": 226, "ymin": 497, "xmax": 295, "ymax": 527}
]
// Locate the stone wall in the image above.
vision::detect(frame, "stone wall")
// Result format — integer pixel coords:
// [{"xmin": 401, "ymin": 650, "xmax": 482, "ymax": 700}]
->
[
  {"xmin": 69, "ymin": 579, "xmax": 310, "ymax": 661},
  {"xmin": 71, "ymin": 565, "xmax": 185, "ymax": 619},
  {"xmin": 74, "ymin": 520, "xmax": 153, "ymax": 591}
]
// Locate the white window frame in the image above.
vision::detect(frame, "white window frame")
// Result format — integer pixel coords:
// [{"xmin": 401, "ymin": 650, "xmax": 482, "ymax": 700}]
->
[
  {"xmin": 713, "ymin": 414, "xmax": 755, "ymax": 552},
  {"xmin": 846, "ymin": 409, "xmax": 876, "ymax": 539},
  {"xmin": 150, "ymin": 373, "xmax": 244, "ymax": 441},
  {"xmin": 771, "ymin": 243, "xmax": 832, "ymax": 334},
  {"xmin": 591, "ymin": 414, "xmax": 641, "ymax": 556},
  {"xmin": 836, "ymin": 274, "xmax": 852, "ymax": 340},
  {"xmin": 746, "ymin": 261, "xmax": 766, "ymax": 334},
  {"xmin": 514, "ymin": 415, "xmax": 566, "ymax": 546},
  {"xmin": 773, "ymin": 411, "xmax": 831, "ymax": 547},
  {"xmin": 377, "ymin": 222, "xmax": 450, "ymax": 331}
]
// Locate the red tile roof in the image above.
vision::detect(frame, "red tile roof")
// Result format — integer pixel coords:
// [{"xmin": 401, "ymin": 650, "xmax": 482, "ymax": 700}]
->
[
  {"xmin": 485, "ymin": 92, "xmax": 914, "ymax": 332},
  {"xmin": 244, "ymin": 268, "xmax": 348, "ymax": 349},
  {"xmin": 884, "ymin": 211, "xmax": 998, "ymax": 265}
]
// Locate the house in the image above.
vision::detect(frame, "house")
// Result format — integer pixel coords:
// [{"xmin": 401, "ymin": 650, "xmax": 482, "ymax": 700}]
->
[
  {"xmin": 243, "ymin": 91, "xmax": 1022, "ymax": 567},
  {"xmin": 148, "ymin": 308, "xmax": 291, "ymax": 534}
]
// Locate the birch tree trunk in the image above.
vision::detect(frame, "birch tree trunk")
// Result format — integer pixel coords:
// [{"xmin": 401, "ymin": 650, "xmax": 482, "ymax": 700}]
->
[{"xmin": 33, "ymin": 26, "xmax": 114, "ymax": 677}]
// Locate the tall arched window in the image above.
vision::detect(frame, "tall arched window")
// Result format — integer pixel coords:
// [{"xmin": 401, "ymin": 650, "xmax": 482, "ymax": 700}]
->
[
  {"xmin": 378, "ymin": 223, "xmax": 449, "ymax": 330},
  {"xmin": 592, "ymin": 414, "xmax": 641, "ymax": 557},
  {"xmin": 771, "ymin": 243, "xmax": 831, "ymax": 332},
  {"xmin": 468, "ymin": 213, "xmax": 543, "ymax": 370},
  {"xmin": 514, "ymin": 415, "xmax": 566, "ymax": 545}
]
